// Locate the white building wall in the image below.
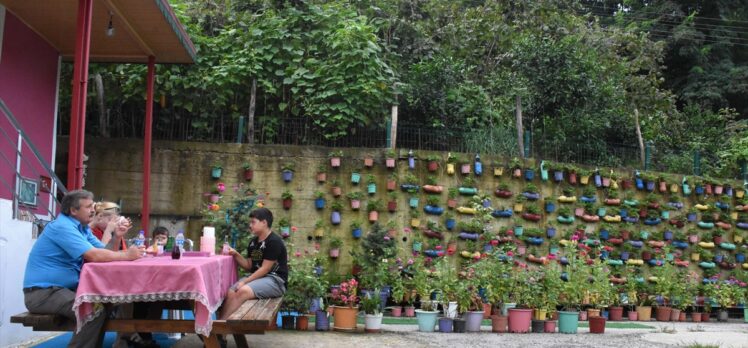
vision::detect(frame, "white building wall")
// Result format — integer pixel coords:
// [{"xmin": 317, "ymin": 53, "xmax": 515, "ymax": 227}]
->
[{"xmin": 0, "ymin": 199, "xmax": 50, "ymax": 347}]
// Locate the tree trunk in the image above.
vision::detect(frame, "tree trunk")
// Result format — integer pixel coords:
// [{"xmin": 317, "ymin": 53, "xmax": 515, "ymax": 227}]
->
[
  {"xmin": 634, "ymin": 108, "xmax": 645, "ymax": 167},
  {"xmin": 247, "ymin": 78, "xmax": 256, "ymax": 144},
  {"xmin": 516, "ymin": 96, "xmax": 524, "ymax": 158},
  {"xmin": 94, "ymin": 73, "xmax": 108, "ymax": 137}
]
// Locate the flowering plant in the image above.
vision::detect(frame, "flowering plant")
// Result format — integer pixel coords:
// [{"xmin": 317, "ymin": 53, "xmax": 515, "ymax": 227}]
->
[{"xmin": 331, "ymin": 278, "xmax": 359, "ymax": 307}]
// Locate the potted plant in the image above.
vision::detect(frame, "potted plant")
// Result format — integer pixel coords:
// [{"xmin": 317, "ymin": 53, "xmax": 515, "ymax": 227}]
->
[
  {"xmin": 281, "ymin": 190, "xmax": 294, "ymax": 210},
  {"xmin": 328, "ymin": 237, "xmax": 343, "ymax": 259},
  {"xmin": 366, "ymin": 199, "xmax": 383, "ymax": 223},
  {"xmin": 277, "ymin": 217, "xmax": 291, "ymax": 238},
  {"xmin": 424, "ymin": 195, "xmax": 444, "ymax": 216},
  {"xmin": 284, "ymin": 257, "xmax": 327, "ymax": 330},
  {"xmin": 363, "ymin": 154, "xmax": 375, "ymax": 168},
  {"xmin": 314, "ymin": 191, "xmax": 326, "ymax": 210},
  {"xmin": 330, "ymin": 278, "xmax": 359, "ymax": 331},
  {"xmin": 386, "ymin": 173, "xmax": 398, "ymax": 191},
  {"xmin": 314, "ymin": 219, "xmax": 326, "ymax": 238},
  {"xmin": 387, "ymin": 191, "xmax": 398, "ymax": 212},
  {"xmin": 425, "ymin": 154, "xmax": 441, "ymax": 172},
  {"xmin": 242, "ymin": 162, "xmax": 253, "ymax": 181},
  {"xmin": 210, "ymin": 162, "xmax": 223, "ymax": 179},
  {"xmin": 329, "ymin": 150, "xmax": 343, "ymax": 168},
  {"xmin": 281, "ymin": 162, "xmax": 295, "ymax": 182},
  {"xmin": 330, "ymin": 178, "xmax": 343, "ymax": 197},
  {"xmin": 411, "ymin": 257, "xmax": 438, "ymax": 331},
  {"xmin": 316, "ymin": 164, "xmax": 327, "ymax": 183},
  {"xmin": 351, "ymin": 164, "xmax": 362, "ymax": 184},
  {"xmin": 366, "ymin": 174, "xmax": 377, "ymax": 194},
  {"xmin": 447, "ymin": 187, "xmax": 459, "ymax": 208},
  {"xmin": 360, "ymin": 290, "xmax": 383, "ymax": 332},
  {"xmin": 385, "ymin": 149, "xmax": 397, "ymax": 169},
  {"xmin": 330, "ymin": 200, "xmax": 343, "ymax": 225},
  {"xmin": 446, "ymin": 152, "xmax": 458, "ymax": 175},
  {"xmin": 350, "ymin": 220, "xmax": 363, "ymax": 239},
  {"xmin": 346, "ymin": 191, "xmax": 363, "ymax": 210}
]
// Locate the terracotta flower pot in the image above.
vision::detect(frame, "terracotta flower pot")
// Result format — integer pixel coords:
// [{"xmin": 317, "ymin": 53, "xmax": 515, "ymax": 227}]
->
[
  {"xmin": 317, "ymin": 172, "xmax": 327, "ymax": 183},
  {"xmin": 589, "ymin": 316, "xmax": 606, "ymax": 334},
  {"xmin": 386, "ymin": 180, "xmax": 397, "ymax": 191},
  {"xmin": 608, "ymin": 306, "xmax": 624, "ymax": 321},
  {"xmin": 491, "ymin": 315, "xmax": 508, "ymax": 333},
  {"xmin": 391, "ymin": 306, "xmax": 402, "ymax": 317},
  {"xmin": 282, "ymin": 198, "xmax": 293, "ymax": 210},
  {"xmin": 331, "ymin": 186, "xmax": 342, "ymax": 197},
  {"xmin": 427, "ymin": 161, "xmax": 439, "ymax": 172},
  {"xmin": 670, "ymin": 309, "xmax": 681, "ymax": 321},
  {"xmin": 243, "ymin": 169, "xmax": 254, "ymax": 181},
  {"xmin": 655, "ymin": 307, "xmax": 672, "ymax": 321},
  {"xmin": 636, "ymin": 306, "xmax": 652, "ymax": 321},
  {"xmin": 691, "ymin": 312, "xmax": 702, "ymax": 322},
  {"xmin": 332, "ymin": 306, "xmax": 359, "ymax": 331},
  {"xmin": 295, "ymin": 314, "xmax": 310, "ymax": 330}
]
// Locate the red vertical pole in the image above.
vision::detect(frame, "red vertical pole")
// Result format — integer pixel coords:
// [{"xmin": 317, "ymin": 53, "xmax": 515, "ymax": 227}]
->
[
  {"xmin": 67, "ymin": 0, "xmax": 93, "ymax": 190},
  {"xmin": 141, "ymin": 56, "xmax": 156, "ymax": 236}
]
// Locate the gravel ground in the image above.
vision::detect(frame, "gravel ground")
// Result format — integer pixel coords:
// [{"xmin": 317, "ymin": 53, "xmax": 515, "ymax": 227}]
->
[{"xmin": 171, "ymin": 321, "xmax": 748, "ymax": 348}]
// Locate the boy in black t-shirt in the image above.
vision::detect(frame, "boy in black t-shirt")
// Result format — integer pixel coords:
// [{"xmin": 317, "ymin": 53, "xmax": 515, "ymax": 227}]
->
[{"xmin": 220, "ymin": 208, "xmax": 288, "ymax": 319}]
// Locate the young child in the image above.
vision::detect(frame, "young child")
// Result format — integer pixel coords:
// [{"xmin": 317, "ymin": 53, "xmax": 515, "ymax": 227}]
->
[
  {"xmin": 220, "ymin": 208, "xmax": 288, "ymax": 319},
  {"xmin": 152, "ymin": 226, "xmax": 169, "ymax": 247}
]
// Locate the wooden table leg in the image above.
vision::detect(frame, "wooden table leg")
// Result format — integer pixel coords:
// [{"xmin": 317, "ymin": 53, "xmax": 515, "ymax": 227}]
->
[
  {"xmin": 233, "ymin": 334, "xmax": 249, "ymax": 348},
  {"xmin": 202, "ymin": 334, "xmax": 220, "ymax": 348}
]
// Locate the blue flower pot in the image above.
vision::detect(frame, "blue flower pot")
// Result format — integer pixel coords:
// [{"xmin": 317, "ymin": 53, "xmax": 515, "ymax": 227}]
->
[
  {"xmin": 315, "ymin": 198, "xmax": 326, "ymax": 210},
  {"xmin": 525, "ymin": 169, "xmax": 535, "ymax": 181},
  {"xmin": 474, "ymin": 162, "xmax": 483, "ymax": 176},
  {"xmin": 211, "ymin": 167, "xmax": 222, "ymax": 179},
  {"xmin": 635, "ymin": 178, "xmax": 644, "ymax": 190},
  {"xmin": 351, "ymin": 172, "xmax": 361, "ymax": 184},
  {"xmin": 331, "ymin": 211, "xmax": 341, "ymax": 225},
  {"xmin": 646, "ymin": 181, "xmax": 656, "ymax": 191},
  {"xmin": 446, "ymin": 218, "xmax": 456, "ymax": 230},
  {"xmin": 352, "ymin": 228, "xmax": 362, "ymax": 238},
  {"xmin": 367, "ymin": 183, "xmax": 377, "ymax": 194},
  {"xmin": 594, "ymin": 174, "xmax": 602, "ymax": 187},
  {"xmin": 409, "ymin": 197, "xmax": 420, "ymax": 208},
  {"xmin": 554, "ymin": 171, "xmax": 564, "ymax": 182},
  {"xmin": 545, "ymin": 202, "xmax": 556, "ymax": 213},
  {"xmin": 546, "ymin": 227, "xmax": 556, "ymax": 238},
  {"xmin": 695, "ymin": 186, "xmax": 704, "ymax": 195},
  {"xmin": 281, "ymin": 170, "xmax": 293, "ymax": 182}
]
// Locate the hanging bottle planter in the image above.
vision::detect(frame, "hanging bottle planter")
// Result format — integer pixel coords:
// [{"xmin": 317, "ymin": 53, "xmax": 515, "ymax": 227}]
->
[
  {"xmin": 524, "ymin": 168, "xmax": 535, "ymax": 181},
  {"xmin": 315, "ymin": 197, "xmax": 326, "ymax": 210},
  {"xmin": 594, "ymin": 172, "xmax": 602, "ymax": 187},
  {"xmin": 331, "ymin": 211, "xmax": 341, "ymax": 225},
  {"xmin": 474, "ymin": 154, "xmax": 482, "ymax": 176},
  {"xmin": 424, "ymin": 205, "xmax": 444, "ymax": 215},
  {"xmin": 407, "ymin": 150, "xmax": 416, "ymax": 170},
  {"xmin": 491, "ymin": 209, "xmax": 513, "ymax": 218},
  {"xmin": 635, "ymin": 176, "xmax": 644, "ymax": 190},
  {"xmin": 211, "ymin": 165, "xmax": 223, "ymax": 179},
  {"xmin": 460, "ymin": 163, "xmax": 471, "ymax": 175}
]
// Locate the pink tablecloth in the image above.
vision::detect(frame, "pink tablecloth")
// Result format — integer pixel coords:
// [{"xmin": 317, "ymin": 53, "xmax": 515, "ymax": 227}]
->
[{"xmin": 73, "ymin": 255, "xmax": 236, "ymax": 336}]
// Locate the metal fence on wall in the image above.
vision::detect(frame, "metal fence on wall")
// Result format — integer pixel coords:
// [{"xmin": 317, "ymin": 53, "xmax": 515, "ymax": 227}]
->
[{"xmin": 76, "ymin": 113, "xmax": 650, "ymax": 169}]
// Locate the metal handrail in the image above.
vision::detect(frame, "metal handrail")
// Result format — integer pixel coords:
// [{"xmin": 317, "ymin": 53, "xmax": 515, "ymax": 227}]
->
[
  {"xmin": 0, "ymin": 98, "xmax": 68, "ymax": 195},
  {"xmin": 0, "ymin": 98, "xmax": 68, "ymax": 220}
]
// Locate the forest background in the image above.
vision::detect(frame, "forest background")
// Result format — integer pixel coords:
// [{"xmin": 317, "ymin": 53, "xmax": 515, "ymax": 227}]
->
[{"xmin": 64, "ymin": 0, "xmax": 748, "ymax": 179}]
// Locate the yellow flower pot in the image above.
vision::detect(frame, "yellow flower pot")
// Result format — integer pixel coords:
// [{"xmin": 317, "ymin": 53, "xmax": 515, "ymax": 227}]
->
[
  {"xmin": 580, "ymin": 176, "xmax": 590, "ymax": 185},
  {"xmin": 731, "ymin": 212, "xmax": 739, "ymax": 221},
  {"xmin": 314, "ymin": 227, "xmax": 325, "ymax": 238},
  {"xmin": 737, "ymin": 190, "xmax": 745, "ymax": 199},
  {"xmin": 695, "ymin": 204, "xmax": 709, "ymax": 211},
  {"xmin": 691, "ymin": 253, "xmax": 700, "ymax": 261},
  {"xmin": 743, "ymin": 263, "xmax": 748, "ymax": 270},
  {"xmin": 533, "ymin": 309, "xmax": 547, "ymax": 321},
  {"xmin": 456, "ymin": 206, "xmax": 477, "ymax": 215},
  {"xmin": 735, "ymin": 235, "xmax": 744, "ymax": 244},
  {"xmin": 446, "ymin": 163, "xmax": 455, "ymax": 175},
  {"xmin": 411, "ymin": 218, "xmax": 421, "ymax": 228},
  {"xmin": 494, "ymin": 167, "xmax": 504, "ymax": 176},
  {"xmin": 670, "ymin": 184, "xmax": 679, "ymax": 193},
  {"xmin": 513, "ymin": 203, "xmax": 524, "ymax": 213}
]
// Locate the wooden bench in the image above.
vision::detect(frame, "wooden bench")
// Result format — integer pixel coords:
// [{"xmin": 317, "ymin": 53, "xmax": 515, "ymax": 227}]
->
[{"xmin": 11, "ymin": 297, "xmax": 283, "ymax": 348}]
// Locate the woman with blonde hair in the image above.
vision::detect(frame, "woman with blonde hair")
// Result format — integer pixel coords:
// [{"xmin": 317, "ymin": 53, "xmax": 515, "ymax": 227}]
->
[{"xmin": 89, "ymin": 201, "xmax": 130, "ymax": 250}]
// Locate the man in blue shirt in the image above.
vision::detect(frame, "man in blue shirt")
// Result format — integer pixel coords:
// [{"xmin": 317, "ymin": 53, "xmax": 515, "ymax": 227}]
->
[{"xmin": 23, "ymin": 190, "xmax": 144, "ymax": 348}]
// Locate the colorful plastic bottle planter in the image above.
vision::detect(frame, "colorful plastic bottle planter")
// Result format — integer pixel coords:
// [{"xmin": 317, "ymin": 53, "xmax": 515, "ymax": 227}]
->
[
  {"xmin": 580, "ymin": 196, "xmax": 597, "ymax": 203},
  {"xmin": 697, "ymin": 221, "xmax": 715, "ymax": 229},
  {"xmin": 458, "ymin": 187, "xmax": 478, "ymax": 196},
  {"xmin": 424, "ymin": 205, "xmax": 444, "ymax": 215},
  {"xmin": 522, "ymin": 192, "xmax": 541, "ymax": 201},
  {"xmin": 557, "ymin": 215, "xmax": 575, "ymax": 224}
]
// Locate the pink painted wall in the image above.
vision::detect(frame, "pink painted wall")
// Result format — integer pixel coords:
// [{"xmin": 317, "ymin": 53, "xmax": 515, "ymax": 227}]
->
[{"xmin": 0, "ymin": 11, "xmax": 59, "ymax": 215}]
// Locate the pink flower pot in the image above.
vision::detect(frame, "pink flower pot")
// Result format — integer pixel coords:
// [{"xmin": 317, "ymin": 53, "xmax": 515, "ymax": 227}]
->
[
  {"xmin": 391, "ymin": 306, "xmax": 402, "ymax": 317},
  {"xmin": 508, "ymin": 308, "xmax": 532, "ymax": 333}
]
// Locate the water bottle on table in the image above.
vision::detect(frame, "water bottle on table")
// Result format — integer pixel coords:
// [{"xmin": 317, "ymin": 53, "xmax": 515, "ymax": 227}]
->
[
  {"xmin": 222, "ymin": 235, "xmax": 230, "ymax": 255},
  {"xmin": 176, "ymin": 230, "xmax": 185, "ymax": 252}
]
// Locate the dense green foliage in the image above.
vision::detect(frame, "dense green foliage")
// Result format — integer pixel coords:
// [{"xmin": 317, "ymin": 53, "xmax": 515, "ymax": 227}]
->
[{"xmin": 64, "ymin": 0, "xmax": 747, "ymax": 178}]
